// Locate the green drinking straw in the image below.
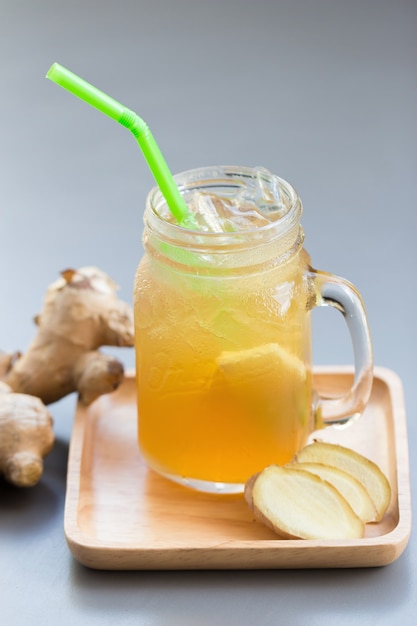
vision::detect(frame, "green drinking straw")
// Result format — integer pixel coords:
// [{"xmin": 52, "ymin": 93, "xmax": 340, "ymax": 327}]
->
[{"xmin": 46, "ymin": 62, "xmax": 197, "ymax": 229}]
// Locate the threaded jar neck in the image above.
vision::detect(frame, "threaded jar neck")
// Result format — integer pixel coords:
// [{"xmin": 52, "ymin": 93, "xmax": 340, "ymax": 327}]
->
[{"xmin": 143, "ymin": 166, "xmax": 304, "ymax": 274}]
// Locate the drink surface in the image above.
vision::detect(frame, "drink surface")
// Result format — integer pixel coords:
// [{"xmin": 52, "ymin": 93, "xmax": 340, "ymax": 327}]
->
[
  {"xmin": 158, "ymin": 166, "xmax": 292, "ymax": 233},
  {"xmin": 134, "ymin": 234, "xmax": 314, "ymax": 489}
]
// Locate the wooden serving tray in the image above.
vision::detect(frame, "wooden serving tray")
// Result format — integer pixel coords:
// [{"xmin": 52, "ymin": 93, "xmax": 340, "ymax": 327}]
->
[{"xmin": 64, "ymin": 367, "xmax": 411, "ymax": 570}]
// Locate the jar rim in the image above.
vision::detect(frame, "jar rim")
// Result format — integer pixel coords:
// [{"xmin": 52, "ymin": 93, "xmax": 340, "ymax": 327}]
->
[{"xmin": 144, "ymin": 165, "xmax": 302, "ymax": 250}]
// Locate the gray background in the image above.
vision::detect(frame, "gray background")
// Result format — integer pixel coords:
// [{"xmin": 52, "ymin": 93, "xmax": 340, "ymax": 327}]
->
[{"xmin": 1, "ymin": 0, "xmax": 416, "ymax": 624}]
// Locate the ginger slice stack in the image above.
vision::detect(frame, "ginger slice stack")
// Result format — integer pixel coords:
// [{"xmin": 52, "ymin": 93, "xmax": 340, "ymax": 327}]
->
[{"xmin": 245, "ymin": 441, "xmax": 391, "ymax": 540}]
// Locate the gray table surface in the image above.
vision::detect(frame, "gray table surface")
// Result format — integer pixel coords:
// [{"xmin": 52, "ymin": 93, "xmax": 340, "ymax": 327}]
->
[{"xmin": 1, "ymin": 1, "xmax": 416, "ymax": 624}]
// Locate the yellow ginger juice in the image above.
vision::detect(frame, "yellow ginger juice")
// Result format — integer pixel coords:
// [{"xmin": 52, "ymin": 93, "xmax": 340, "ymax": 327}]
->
[
  {"xmin": 134, "ymin": 166, "xmax": 374, "ymax": 493},
  {"xmin": 134, "ymin": 247, "xmax": 313, "ymax": 491},
  {"xmin": 134, "ymin": 166, "xmax": 315, "ymax": 492}
]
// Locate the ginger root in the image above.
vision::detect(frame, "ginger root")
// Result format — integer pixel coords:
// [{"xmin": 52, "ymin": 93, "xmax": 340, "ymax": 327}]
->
[
  {"xmin": 0, "ymin": 382, "xmax": 54, "ymax": 487},
  {"xmin": 288, "ymin": 461, "xmax": 377, "ymax": 523},
  {"xmin": 245, "ymin": 442, "xmax": 391, "ymax": 540},
  {"xmin": 245, "ymin": 465, "xmax": 365, "ymax": 540},
  {"xmin": 1, "ymin": 266, "xmax": 134, "ymax": 406},
  {"xmin": 293, "ymin": 441, "xmax": 391, "ymax": 522}
]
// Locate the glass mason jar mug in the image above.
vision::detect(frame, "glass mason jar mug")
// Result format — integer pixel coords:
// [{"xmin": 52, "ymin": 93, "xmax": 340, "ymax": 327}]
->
[{"xmin": 134, "ymin": 166, "xmax": 373, "ymax": 494}]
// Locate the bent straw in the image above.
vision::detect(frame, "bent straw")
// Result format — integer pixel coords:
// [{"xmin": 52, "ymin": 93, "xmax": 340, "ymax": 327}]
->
[{"xmin": 46, "ymin": 63, "xmax": 196, "ymax": 228}]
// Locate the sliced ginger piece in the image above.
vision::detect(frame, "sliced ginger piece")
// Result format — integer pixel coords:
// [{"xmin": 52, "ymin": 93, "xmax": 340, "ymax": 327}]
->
[
  {"xmin": 216, "ymin": 343, "xmax": 308, "ymax": 428},
  {"xmin": 245, "ymin": 465, "xmax": 364, "ymax": 540},
  {"xmin": 217, "ymin": 342, "xmax": 306, "ymax": 382},
  {"xmin": 288, "ymin": 462, "xmax": 378, "ymax": 523},
  {"xmin": 294, "ymin": 441, "xmax": 391, "ymax": 522}
]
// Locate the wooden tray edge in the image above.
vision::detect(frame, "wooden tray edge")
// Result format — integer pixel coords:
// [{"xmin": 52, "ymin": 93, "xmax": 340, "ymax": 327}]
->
[{"xmin": 64, "ymin": 366, "xmax": 412, "ymax": 570}]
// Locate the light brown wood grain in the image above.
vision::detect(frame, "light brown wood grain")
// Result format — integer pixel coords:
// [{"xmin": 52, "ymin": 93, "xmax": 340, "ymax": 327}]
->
[{"xmin": 64, "ymin": 367, "xmax": 411, "ymax": 570}]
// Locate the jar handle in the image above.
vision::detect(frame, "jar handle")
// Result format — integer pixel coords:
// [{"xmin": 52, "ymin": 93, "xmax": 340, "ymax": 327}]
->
[{"xmin": 310, "ymin": 269, "xmax": 373, "ymax": 426}]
